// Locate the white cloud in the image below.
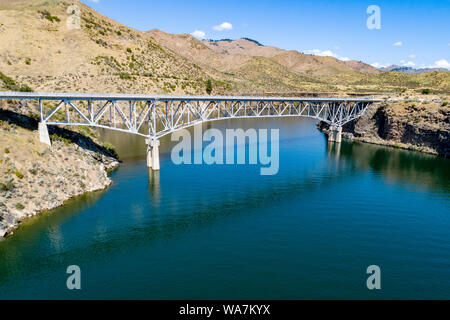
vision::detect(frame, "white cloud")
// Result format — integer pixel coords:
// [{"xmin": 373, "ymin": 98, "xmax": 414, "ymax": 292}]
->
[
  {"xmin": 393, "ymin": 41, "xmax": 403, "ymax": 47},
  {"xmin": 371, "ymin": 62, "xmax": 388, "ymax": 68},
  {"xmin": 408, "ymin": 54, "xmax": 416, "ymax": 59},
  {"xmin": 431, "ymin": 59, "xmax": 450, "ymax": 69},
  {"xmin": 305, "ymin": 49, "xmax": 349, "ymax": 61},
  {"xmin": 401, "ymin": 61, "xmax": 415, "ymax": 67},
  {"xmin": 213, "ymin": 22, "xmax": 233, "ymax": 31},
  {"xmin": 191, "ymin": 30, "xmax": 206, "ymax": 38}
]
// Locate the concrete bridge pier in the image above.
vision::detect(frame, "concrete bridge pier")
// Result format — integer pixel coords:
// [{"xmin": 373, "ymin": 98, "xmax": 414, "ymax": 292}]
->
[
  {"xmin": 145, "ymin": 139, "xmax": 160, "ymax": 170},
  {"xmin": 38, "ymin": 122, "xmax": 51, "ymax": 146},
  {"xmin": 328, "ymin": 126, "xmax": 342, "ymax": 143}
]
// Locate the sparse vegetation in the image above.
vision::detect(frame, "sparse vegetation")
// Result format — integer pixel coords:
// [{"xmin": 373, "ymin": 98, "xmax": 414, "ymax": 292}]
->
[
  {"xmin": 0, "ymin": 180, "xmax": 14, "ymax": 191},
  {"xmin": 15, "ymin": 203, "xmax": 25, "ymax": 210},
  {"xmin": 103, "ymin": 142, "xmax": 118, "ymax": 158},
  {"xmin": 38, "ymin": 10, "xmax": 60, "ymax": 23},
  {"xmin": 422, "ymin": 89, "xmax": 431, "ymax": 94},
  {"xmin": 0, "ymin": 72, "xmax": 33, "ymax": 92}
]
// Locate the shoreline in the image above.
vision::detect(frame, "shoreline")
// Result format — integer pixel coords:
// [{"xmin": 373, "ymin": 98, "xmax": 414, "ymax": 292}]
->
[
  {"xmin": 0, "ymin": 155, "xmax": 120, "ymax": 238},
  {"xmin": 318, "ymin": 101, "xmax": 449, "ymax": 158}
]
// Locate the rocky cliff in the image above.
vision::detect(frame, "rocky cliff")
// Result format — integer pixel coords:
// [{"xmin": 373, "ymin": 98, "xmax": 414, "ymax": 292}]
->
[
  {"xmin": 319, "ymin": 101, "xmax": 450, "ymax": 157},
  {"xmin": 0, "ymin": 101, "xmax": 119, "ymax": 237}
]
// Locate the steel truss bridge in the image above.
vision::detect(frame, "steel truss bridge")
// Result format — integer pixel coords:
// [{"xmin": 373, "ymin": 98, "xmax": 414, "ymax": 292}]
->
[{"xmin": 0, "ymin": 92, "xmax": 382, "ymax": 170}]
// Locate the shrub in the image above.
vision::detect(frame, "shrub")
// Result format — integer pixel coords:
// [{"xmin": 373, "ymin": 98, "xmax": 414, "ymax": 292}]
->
[
  {"xmin": 25, "ymin": 58, "xmax": 31, "ymax": 65},
  {"xmin": 38, "ymin": 10, "xmax": 60, "ymax": 23},
  {"xmin": 0, "ymin": 180, "xmax": 14, "ymax": 191},
  {"xmin": 50, "ymin": 133, "xmax": 71, "ymax": 145},
  {"xmin": 4, "ymin": 148, "xmax": 10, "ymax": 154},
  {"xmin": 103, "ymin": 142, "xmax": 118, "ymax": 158},
  {"xmin": 442, "ymin": 101, "xmax": 448, "ymax": 107},
  {"xmin": 15, "ymin": 203, "xmax": 25, "ymax": 210},
  {"xmin": 126, "ymin": 48, "xmax": 132, "ymax": 53},
  {"xmin": 206, "ymin": 79, "xmax": 213, "ymax": 95},
  {"xmin": 19, "ymin": 85, "xmax": 33, "ymax": 92},
  {"xmin": 15, "ymin": 170, "xmax": 24, "ymax": 179},
  {"xmin": 422, "ymin": 89, "xmax": 431, "ymax": 95},
  {"xmin": 119, "ymin": 73, "xmax": 132, "ymax": 80}
]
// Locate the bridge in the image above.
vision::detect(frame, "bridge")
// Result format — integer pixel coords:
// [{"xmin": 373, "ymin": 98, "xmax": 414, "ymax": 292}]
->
[{"xmin": 0, "ymin": 92, "xmax": 382, "ymax": 170}]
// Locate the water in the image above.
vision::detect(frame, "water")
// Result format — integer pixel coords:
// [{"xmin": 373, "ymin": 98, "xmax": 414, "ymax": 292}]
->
[{"xmin": 0, "ymin": 118, "xmax": 449, "ymax": 299}]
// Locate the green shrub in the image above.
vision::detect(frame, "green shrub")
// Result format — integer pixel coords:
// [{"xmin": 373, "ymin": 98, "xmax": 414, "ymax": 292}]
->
[
  {"xmin": 422, "ymin": 89, "xmax": 431, "ymax": 95},
  {"xmin": 442, "ymin": 101, "xmax": 448, "ymax": 107},
  {"xmin": 103, "ymin": 142, "xmax": 118, "ymax": 158},
  {"xmin": 25, "ymin": 58, "xmax": 31, "ymax": 65},
  {"xmin": 126, "ymin": 48, "xmax": 132, "ymax": 53},
  {"xmin": 4, "ymin": 148, "xmax": 10, "ymax": 154},
  {"xmin": 38, "ymin": 10, "xmax": 60, "ymax": 23},
  {"xmin": 206, "ymin": 79, "xmax": 213, "ymax": 95},
  {"xmin": 119, "ymin": 73, "xmax": 132, "ymax": 80},
  {"xmin": 15, "ymin": 203, "xmax": 25, "ymax": 210},
  {"xmin": 50, "ymin": 133, "xmax": 71, "ymax": 145},
  {"xmin": 19, "ymin": 85, "xmax": 33, "ymax": 92},
  {"xmin": 14, "ymin": 170, "xmax": 24, "ymax": 179},
  {"xmin": 0, "ymin": 180, "xmax": 14, "ymax": 191}
]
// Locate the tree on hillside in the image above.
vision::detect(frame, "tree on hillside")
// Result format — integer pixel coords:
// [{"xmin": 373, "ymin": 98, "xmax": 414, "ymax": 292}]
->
[{"xmin": 206, "ymin": 79, "xmax": 213, "ymax": 95}]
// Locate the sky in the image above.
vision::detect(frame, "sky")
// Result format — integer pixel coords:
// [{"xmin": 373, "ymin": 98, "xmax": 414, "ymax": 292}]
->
[{"xmin": 84, "ymin": 0, "xmax": 450, "ymax": 69}]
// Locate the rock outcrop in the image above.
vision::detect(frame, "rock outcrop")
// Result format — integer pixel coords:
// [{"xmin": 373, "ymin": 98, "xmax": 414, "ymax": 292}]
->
[
  {"xmin": 0, "ymin": 107, "xmax": 119, "ymax": 237},
  {"xmin": 319, "ymin": 101, "xmax": 450, "ymax": 157}
]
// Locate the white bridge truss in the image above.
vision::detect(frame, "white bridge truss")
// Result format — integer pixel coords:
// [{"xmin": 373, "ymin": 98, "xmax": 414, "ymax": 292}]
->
[{"xmin": 0, "ymin": 92, "xmax": 381, "ymax": 139}]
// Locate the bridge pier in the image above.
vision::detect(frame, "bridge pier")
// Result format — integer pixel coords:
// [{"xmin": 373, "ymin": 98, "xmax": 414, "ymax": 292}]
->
[
  {"xmin": 38, "ymin": 122, "xmax": 51, "ymax": 146},
  {"xmin": 145, "ymin": 139, "xmax": 160, "ymax": 170},
  {"xmin": 328, "ymin": 126, "xmax": 342, "ymax": 143}
]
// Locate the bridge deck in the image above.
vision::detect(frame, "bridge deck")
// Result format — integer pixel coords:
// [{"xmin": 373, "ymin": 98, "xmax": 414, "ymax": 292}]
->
[{"xmin": 0, "ymin": 91, "xmax": 384, "ymax": 102}]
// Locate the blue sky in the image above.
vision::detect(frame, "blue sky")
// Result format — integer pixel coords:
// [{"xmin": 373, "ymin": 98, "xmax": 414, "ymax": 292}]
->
[{"xmin": 84, "ymin": 0, "xmax": 449, "ymax": 69}]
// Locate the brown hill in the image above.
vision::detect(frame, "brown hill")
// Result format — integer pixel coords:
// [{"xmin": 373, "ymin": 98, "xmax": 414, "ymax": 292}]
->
[{"xmin": 0, "ymin": 0, "xmax": 449, "ymax": 97}]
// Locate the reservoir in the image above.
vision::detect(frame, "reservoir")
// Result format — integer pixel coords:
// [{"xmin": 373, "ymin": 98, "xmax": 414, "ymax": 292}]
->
[{"xmin": 0, "ymin": 118, "xmax": 449, "ymax": 299}]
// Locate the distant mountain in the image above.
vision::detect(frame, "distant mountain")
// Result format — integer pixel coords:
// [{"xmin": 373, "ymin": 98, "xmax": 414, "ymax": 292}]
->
[{"xmin": 381, "ymin": 65, "xmax": 449, "ymax": 74}]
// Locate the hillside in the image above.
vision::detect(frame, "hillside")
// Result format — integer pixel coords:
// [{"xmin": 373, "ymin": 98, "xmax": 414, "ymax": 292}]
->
[{"xmin": 0, "ymin": 0, "xmax": 449, "ymax": 97}]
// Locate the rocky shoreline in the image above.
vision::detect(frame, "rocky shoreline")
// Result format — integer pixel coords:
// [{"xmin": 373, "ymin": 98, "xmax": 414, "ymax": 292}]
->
[
  {"xmin": 318, "ymin": 101, "xmax": 450, "ymax": 157},
  {"xmin": 0, "ymin": 108, "xmax": 119, "ymax": 238}
]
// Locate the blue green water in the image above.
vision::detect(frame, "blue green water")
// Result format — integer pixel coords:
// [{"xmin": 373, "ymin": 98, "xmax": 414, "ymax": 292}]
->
[{"xmin": 0, "ymin": 118, "xmax": 449, "ymax": 299}]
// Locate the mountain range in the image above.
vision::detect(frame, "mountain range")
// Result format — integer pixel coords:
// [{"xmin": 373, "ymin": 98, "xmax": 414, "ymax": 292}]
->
[
  {"xmin": 381, "ymin": 65, "xmax": 449, "ymax": 74},
  {"xmin": 0, "ymin": 0, "xmax": 449, "ymax": 96}
]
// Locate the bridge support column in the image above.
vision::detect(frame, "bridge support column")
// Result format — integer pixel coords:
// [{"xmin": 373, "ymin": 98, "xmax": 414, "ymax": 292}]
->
[
  {"xmin": 38, "ymin": 122, "xmax": 51, "ymax": 146},
  {"xmin": 328, "ymin": 126, "xmax": 342, "ymax": 143},
  {"xmin": 146, "ymin": 139, "xmax": 152, "ymax": 168},
  {"xmin": 145, "ymin": 139, "xmax": 160, "ymax": 170},
  {"xmin": 152, "ymin": 139, "xmax": 160, "ymax": 171}
]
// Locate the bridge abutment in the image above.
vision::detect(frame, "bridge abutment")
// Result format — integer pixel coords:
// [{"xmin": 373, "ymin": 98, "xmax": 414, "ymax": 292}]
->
[
  {"xmin": 328, "ymin": 126, "xmax": 342, "ymax": 143},
  {"xmin": 38, "ymin": 122, "xmax": 51, "ymax": 146},
  {"xmin": 146, "ymin": 139, "xmax": 160, "ymax": 170}
]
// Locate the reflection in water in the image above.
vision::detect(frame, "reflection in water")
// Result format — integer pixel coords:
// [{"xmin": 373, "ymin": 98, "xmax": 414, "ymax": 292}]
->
[
  {"xmin": 148, "ymin": 169, "xmax": 161, "ymax": 205},
  {"xmin": 329, "ymin": 140, "xmax": 450, "ymax": 193}
]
